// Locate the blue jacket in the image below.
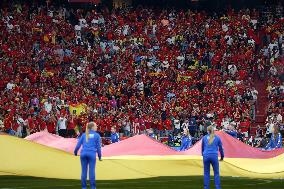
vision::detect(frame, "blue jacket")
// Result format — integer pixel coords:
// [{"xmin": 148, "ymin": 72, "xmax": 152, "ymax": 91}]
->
[
  {"xmin": 74, "ymin": 130, "xmax": 102, "ymax": 159},
  {"xmin": 225, "ymin": 130, "xmax": 238, "ymax": 138},
  {"xmin": 202, "ymin": 134, "xmax": 224, "ymax": 158},
  {"xmin": 111, "ymin": 132, "xmax": 120, "ymax": 143},
  {"xmin": 149, "ymin": 133, "xmax": 157, "ymax": 139},
  {"xmin": 180, "ymin": 136, "xmax": 192, "ymax": 151},
  {"xmin": 265, "ymin": 133, "xmax": 282, "ymax": 150}
]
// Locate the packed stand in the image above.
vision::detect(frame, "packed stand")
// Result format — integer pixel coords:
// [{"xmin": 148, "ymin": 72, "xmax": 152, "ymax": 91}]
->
[
  {"xmin": 263, "ymin": 38, "xmax": 284, "ymax": 148},
  {"xmin": 252, "ymin": 3, "xmax": 284, "ymax": 148},
  {"xmin": 0, "ymin": 2, "xmax": 283, "ymax": 148}
]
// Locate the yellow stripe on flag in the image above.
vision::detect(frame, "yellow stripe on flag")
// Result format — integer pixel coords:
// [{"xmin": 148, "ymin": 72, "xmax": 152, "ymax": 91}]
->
[{"xmin": 1, "ymin": 136, "xmax": 284, "ymax": 180}]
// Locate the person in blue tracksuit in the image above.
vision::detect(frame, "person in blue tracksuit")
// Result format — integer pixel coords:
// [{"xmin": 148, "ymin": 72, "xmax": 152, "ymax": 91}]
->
[
  {"xmin": 179, "ymin": 128, "xmax": 192, "ymax": 151},
  {"xmin": 148, "ymin": 128, "xmax": 157, "ymax": 140},
  {"xmin": 264, "ymin": 125, "xmax": 282, "ymax": 150},
  {"xmin": 224, "ymin": 125, "xmax": 238, "ymax": 138},
  {"xmin": 110, "ymin": 126, "xmax": 120, "ymax": 143},
  {"xmin": 202, "ymin": 126, "xmax": 224, "ymax": 189},
  {"xmin": 74, "ymin": 122, "xmax": 102, "ymax": 189}
]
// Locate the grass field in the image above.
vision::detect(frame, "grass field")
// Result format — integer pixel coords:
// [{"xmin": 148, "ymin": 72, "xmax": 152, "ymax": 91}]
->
[{"xmin": 0, "ymin": 176, "xmax": 283, "ymax": 189}]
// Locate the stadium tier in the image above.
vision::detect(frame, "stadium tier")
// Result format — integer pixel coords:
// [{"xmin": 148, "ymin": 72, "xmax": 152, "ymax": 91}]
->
[{"xmin": 0, "ymin": 0, "xmax": 283, "ymax": 148}]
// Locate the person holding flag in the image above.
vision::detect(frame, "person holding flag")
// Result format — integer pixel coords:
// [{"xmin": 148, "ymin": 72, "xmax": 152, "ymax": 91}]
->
[
  {"xmin": 110, "ymin": 126, "xmax": 120, "ymax": 143},
  {"xmin": 264, "ymin": 125, "xmax": 282, "ymax": 150},
  {"xmin": 202, "ymin": 125, "xmax": 224, "ymax": 189},
  {"xmin": 179, "ymin": 128, "xmax": 192, "ymax": 151},
  {"xmin": 74, "ymin": 122, "xmax": 102, "ymax": 189}
]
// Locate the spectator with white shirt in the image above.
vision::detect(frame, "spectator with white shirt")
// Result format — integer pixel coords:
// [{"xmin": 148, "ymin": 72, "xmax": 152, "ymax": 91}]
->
[
  {"xmin": 269, "ymin": 66, "xmax": 278, "ymax": 77},
  {"xmin": 6, "ymin": 80, "xmax": 15, "ymax": 90},
  {"xmin": 228, "ymin": 64, "xmax": 237, "ymax": 76},
  {"xmin": 0, "ymin": 117, "xmax": 4, "ymax": 132},
  {"xmin": 44, "ymin": 99, "xmax": 53, "ymax": 114},
  {"xmin": 181, "ymin": 119, "xmax": 189, "ymax": 131},
  {"xmin": 277, "ymin": 112, "xmax": 283, "ymax": 123},
  {"xmin": 174, "ymin": 117, "xmax": 181, "ymax": 132},
  {"xmin": 57, "ymin": 115, "xmax": 67, "ymax": 137}
]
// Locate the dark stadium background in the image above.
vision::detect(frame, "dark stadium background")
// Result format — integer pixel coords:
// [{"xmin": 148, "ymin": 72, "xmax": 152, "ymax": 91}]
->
[{"xmin": 1, "ymin": 0, "xmax": 283, "ymax": 10}]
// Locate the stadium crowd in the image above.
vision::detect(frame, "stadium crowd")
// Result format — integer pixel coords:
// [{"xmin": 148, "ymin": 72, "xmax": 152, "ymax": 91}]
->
[
  {"xmin": 257, "ymin": 46, "xmax": 284, "ymax": 148},
  {"xmin": 0, "ymin": 1, "xmax": 283, "ymax": 147}
]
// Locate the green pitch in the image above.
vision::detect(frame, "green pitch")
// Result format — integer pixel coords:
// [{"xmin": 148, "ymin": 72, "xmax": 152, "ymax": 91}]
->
[{"xmin": 0, "ymin": 176, "xmax": 283, "ymax": 189}]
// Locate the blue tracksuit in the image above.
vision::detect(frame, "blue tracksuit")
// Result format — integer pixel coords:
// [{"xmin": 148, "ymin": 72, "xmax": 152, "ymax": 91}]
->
[
  {"xmin": 179, "ymin": 136, "xmax": 192, "ymax": 151},
  {"xmin": 225, "ymin": 130, "xmax": 237, "ymax": 138},
  {"xmin": 202, "ymin": 134, "xmax": 224, "ymax": 189},
  {"xmin": 111, "ymin": 132, "xmax": 120, "ymax": 143},
  {"xmin": 74, "ymin": 130, "xmax": 102, "ymax": 189},
  {"xmin": 265, "ymin": 133, "xmax": 282, "ymax": 150},
  {"xmin": 149, "ymin": 133, "xmax": 157, "ymax": 139}
]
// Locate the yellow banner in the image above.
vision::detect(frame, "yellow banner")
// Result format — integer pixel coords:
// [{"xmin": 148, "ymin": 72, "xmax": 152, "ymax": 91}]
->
[
  {"xmin": 1, "ymin": 135, "xmax": 284, "ymax": 180},
  {"xmin": 69, "ymin": 103, "xmax": 87, "ymax": 115},
  {"xmin": 177, "ymin": 75, "xmax": 191, "ymax": 82},
  {"xmin": 149, "ymin": 72, "xmax": 165, "ymax": 77}
]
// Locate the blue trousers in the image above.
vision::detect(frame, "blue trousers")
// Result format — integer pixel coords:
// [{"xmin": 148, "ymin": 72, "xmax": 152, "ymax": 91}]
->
[
  {"xmin": 80, "ymin": 152, "xmax": 96, "ymax": 189},
  {"xmin": 203, "ymin": 155, "xmax": 221, "ymax": 189}
]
